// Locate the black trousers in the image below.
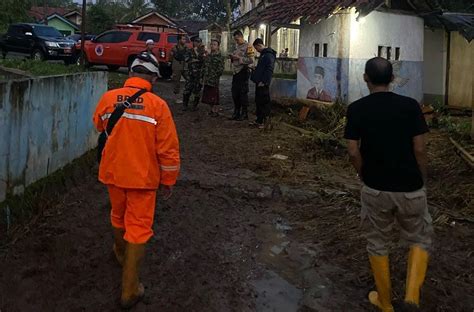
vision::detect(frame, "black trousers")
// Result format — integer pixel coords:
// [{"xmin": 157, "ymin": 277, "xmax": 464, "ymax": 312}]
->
[
  {"xmin": 231, "ymin": 69, "xmax": 250, "ymax": 116},
  {"xmin": 255, "ymin": 85, "xmax": 271, "ymax": 124}
]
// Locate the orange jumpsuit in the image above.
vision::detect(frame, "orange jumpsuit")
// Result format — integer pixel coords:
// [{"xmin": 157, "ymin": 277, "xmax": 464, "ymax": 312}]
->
[{"xmin": 93, "ymin": 77, "xmax": 180, "ymax": 243}]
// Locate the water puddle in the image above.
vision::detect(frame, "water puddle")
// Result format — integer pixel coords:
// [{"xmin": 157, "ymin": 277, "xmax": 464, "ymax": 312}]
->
[
  {"xmin": 252, "ymin": 217, "xmax": 338, "ymax": 311},
  {"xmin": 251, "ymin": 269, "xmax": 303, "ymax": 312}
]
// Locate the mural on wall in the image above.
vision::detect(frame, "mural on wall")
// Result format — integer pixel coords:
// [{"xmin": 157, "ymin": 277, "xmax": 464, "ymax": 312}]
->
[
  {"xmin": 349, "ymin": 59, "xmax": 423, "ymax": 103},
  {"xmin": 298, "ymin": 58, "xmax": 423, "ymax": 104},
  {"xmin": 297, "ymin": 57, "xmax": 349, "ymax": 102}
]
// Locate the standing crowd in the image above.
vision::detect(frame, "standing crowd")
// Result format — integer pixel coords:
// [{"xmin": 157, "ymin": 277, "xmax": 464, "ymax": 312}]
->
[
  {"xmin": 168, "ymin": 31, "xmax": 276, "ymax": 128},
  {"xmin": 92, "ymin": 28, "xmax": 433, "ymax": 312}
]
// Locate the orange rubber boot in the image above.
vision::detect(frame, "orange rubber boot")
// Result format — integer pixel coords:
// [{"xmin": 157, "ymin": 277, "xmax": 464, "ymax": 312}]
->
[
  {"xmin": 113, "ymin": 227, "xmax": 126, "ymax": 266},
  {"xmin": 121, "ymin": 243, "xmax": 145, "ymax": 309}
]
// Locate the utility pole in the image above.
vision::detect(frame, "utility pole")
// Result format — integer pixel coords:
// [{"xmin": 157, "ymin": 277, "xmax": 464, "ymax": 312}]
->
[
  {"xmin": 43, "ymin": 0, "xmax": 48, "ymax": 25},
  {"xmin": 80, "ymin": 0, "xmax": 87, "ymax": 65}
]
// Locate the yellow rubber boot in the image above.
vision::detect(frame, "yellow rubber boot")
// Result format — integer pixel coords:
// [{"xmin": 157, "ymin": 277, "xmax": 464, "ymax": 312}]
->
[
  {"xmin": 368, "ymin": 255, "xmax": 394, "ymax": 312},
  {"xmin": 112, "ymin": 227, "xmax": 126, "ymax": 266},
  {"xmin": 121, "ymin": 243, "xmax": 146, "ymax": 309},
  {"xmin": 405, "ymin": 245, "xmax": 429, "ymax": 306}
]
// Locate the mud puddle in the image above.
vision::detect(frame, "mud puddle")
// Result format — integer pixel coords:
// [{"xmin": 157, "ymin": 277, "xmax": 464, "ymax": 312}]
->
[{"xmin": 252, "ymin": 216, "xmax": 341, "ymax": 312}]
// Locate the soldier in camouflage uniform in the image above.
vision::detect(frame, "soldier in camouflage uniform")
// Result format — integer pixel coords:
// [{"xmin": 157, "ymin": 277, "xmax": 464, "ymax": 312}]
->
[
  {"xmin": 183, "ymin": 37, "xmax": 206, "ymax": 111},
  {"xmin": 170, "ymin": 34, "xmax": 190, "ymax": 103},
  {"xmin": 202, "ymin": 39, "xmax": 225, "ymax": 117}
]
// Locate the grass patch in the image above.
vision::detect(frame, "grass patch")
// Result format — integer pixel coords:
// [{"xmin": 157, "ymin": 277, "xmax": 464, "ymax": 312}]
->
[
  {"xmin": 0, "ymin": 150, "xmax": 97, "ymax": 245},
  {"xmin": 107, "ymin": 71, "xmax": 128, "ymax": 90},
  {"xmin": 0, "ymin": 59, "xmax": 87, "ymax": 76}
]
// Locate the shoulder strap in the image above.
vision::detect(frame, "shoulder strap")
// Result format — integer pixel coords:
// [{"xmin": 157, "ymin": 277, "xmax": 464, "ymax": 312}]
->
[{"xmin": 106, "ymin": 88, "xmax": 147, "ymax": 136}]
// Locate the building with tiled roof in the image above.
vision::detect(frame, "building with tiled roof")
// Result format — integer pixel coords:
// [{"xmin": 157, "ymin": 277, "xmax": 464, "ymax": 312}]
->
[{"xmin": 233, "ymin": 0, "xmax": 473, "ymax": 109}]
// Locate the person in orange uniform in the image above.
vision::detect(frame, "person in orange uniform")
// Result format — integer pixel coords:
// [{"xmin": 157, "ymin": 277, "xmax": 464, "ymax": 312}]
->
[{"xmin": 93, "ymin": 52, "xmax": 180, "ymax": 309}]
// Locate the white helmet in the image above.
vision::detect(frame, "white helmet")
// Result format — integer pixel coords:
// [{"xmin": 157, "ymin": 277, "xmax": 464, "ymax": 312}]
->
[{"xmin": 130, "ymin": 52, "xmax": 161, "ymax": 77}]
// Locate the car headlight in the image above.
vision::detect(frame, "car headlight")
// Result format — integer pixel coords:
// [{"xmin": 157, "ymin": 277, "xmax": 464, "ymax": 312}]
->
[{"xmin": 45, "ymin": 41, "xmax": 60, "ymax": 48}]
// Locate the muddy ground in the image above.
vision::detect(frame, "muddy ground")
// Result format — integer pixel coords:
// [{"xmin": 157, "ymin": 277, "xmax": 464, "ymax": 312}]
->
[{"xmin": 0, "ymin": 74, "xmax": 473, "ymax": 312}]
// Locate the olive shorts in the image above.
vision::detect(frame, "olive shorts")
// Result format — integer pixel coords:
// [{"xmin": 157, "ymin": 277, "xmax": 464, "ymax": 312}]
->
[{"xmin": 361, "ymin": 185, "xmax": 434, "ymax": 256}]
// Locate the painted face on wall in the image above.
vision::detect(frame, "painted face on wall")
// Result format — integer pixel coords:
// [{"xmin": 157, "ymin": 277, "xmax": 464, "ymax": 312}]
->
[{"xmin": 314, "ymin": 73, "xmax": 324, "ymax": 89}]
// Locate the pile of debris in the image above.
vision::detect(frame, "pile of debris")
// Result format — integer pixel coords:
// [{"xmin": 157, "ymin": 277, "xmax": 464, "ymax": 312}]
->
[{"xmin": 272, "ymin": 97, "xmax": 347, "ymax": 156}]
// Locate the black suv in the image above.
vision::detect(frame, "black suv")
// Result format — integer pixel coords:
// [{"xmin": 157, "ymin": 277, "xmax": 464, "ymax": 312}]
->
[{"xmin": 0, "ymin": 23, "xmax": 76, "ymax": 64}]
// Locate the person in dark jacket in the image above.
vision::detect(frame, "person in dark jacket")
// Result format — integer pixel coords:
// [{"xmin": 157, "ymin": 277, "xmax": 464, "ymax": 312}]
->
[{"xmin": 250, "ymin": 38, "xmax": 276, "ymax": 128}]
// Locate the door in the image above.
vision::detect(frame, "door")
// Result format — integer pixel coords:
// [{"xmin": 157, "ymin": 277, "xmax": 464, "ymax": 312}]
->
[
  {"xmin": 448, "ymin": 32, "xmax": 473, "ymax": 108},
  {"xmin": 90, "ymin": 31, "xmax": 132, "ymax": 65},
  {"xmin": 89, "ymin": 31, "xmax": 116, "ymax": 64},
  {"xmin": 107, "ymin": 31, "xmax": 133, "ymax": 66},
  {"xmin": 5, "ymin": 25, "xmax": 29, "ymax": 54},
  {"xmin": 20, "ymin": 25, "xmax": 35, "ymax": 55}
]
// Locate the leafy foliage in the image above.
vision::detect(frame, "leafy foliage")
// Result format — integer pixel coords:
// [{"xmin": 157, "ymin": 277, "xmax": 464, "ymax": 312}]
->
[
  {"xmin": 151, "ymin": 0, "xmax": 240, "ymax": 25},
  {"xmin": 0, "ymin": 0, "xmax": 33, "ymax": 33},
  {"xmin": 86, "ymin": 3, "xmax": 116, "ymax": 35}
]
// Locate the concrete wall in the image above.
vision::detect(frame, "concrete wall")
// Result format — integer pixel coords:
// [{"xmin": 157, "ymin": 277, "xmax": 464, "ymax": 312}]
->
[
  {"xmin": 225, "ymin": 58, "xmax": 297, "ymax": 75},
  {"xmin": 297, "ymin": 9, "xmax": 424, "ymax": 103},
  {"xmin": 270, "ymin": 78, "xmax": 297, "ymax": 99},
  {"xmin": 348, "ymin": 10, "xmax": 424, "ymax": 61},
  {"xmin": 423, "ymin": 28, "xmax": 448, "ymax": 105},
  {"xmin": 348, "ymin": 10, "xmax": 424, "ymax": 103},
  {"xmin": 0, "ymin": 72, "xmax": 108, "ymax": 203},
  {"xmin": 299, "ymin": 12, "xmax": 351, "ymax": 58}
]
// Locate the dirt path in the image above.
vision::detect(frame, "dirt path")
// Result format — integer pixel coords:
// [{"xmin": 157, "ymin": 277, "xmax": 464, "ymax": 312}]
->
[{"xmin": 0, "ymin": 75, "xmax": 473, "ymax": 311}]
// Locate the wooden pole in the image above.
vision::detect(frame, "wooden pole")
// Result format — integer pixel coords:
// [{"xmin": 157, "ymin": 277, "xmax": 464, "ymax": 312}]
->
[
  {"xmin": 449, "ymin": 137, "xmax": 474, "ymax": 167},
  {"xmin": 80, "ymin": 0, "xmax": 86, "ymax": 66},
  {"xmin": 43, "ymin": 0, "xmax": 48, "ymax": 25}
]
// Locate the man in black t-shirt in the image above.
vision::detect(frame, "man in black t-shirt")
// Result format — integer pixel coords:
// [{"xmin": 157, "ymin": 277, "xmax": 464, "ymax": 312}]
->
[{"xmin": 344, "ymin": 57, "xmax": 433, "ymax": 312}]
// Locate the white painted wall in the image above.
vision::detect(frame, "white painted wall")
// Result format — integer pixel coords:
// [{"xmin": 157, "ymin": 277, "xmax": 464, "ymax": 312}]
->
[
  {"xmin": 349, "ymin": 10, "xmax": 424, "ymax": 61},
  {"xmin": 423, "ymin": 28, "xmax": 447, "ymax": 99},
  {"xmin": 299, "ymin": 12, "xmax": 351, "ymax": 58}
]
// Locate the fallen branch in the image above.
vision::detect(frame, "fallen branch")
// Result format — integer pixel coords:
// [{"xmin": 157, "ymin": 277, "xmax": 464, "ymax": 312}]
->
[
  {"xmin": 280, "ymin": 122, "xmax": 313, "ymax": 135},
  {"xmin": 279, "ymin": 122, "xmax": 346, "ymax": 149},
  {"xmin": 449, "ymin": 137, "xmax": 474, "ymax": 168},
  {"xmin": 274, "ymin": 97, "xmax": 334, "ymax": 110}
]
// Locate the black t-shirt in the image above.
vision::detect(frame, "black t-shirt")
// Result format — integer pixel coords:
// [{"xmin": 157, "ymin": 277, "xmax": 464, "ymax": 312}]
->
[{"xmin": 344, "ymin": 92, "xmax": 428, "ymax": 192}]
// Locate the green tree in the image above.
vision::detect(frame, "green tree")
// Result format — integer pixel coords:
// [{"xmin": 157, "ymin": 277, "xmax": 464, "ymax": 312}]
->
[
  {"xmin": 0, "ymin": 0, "xmax": 33, "ymax": 33},
  {"xmin": 86, "ymin": 3, "xmax": 115, "ymax": 34},
  {"xmin": 151, "ymin": 0, "xmax": 239, "ymax": 23},
  {"xmin": 121, "ymin": 0, "xmax": 153, "ymax": 22},
  {"xmin": 41, "ymin": 0, "xmax": 76, "ymax": 8}
]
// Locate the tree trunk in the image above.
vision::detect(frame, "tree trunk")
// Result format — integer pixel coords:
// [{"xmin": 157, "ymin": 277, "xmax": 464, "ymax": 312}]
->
[{"xmin": 224, "ymin": 0, "xmax": 232, "ymax": 32}]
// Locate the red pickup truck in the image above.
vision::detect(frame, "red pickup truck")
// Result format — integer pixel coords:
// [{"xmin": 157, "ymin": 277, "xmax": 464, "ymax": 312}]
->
[{"xmin": 80, "ymin": 26, "xmax": 190, "ymax": 78}]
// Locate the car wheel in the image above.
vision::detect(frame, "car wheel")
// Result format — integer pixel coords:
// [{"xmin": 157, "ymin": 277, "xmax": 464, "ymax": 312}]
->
[
  {"xmin": 107, "ymin": 65, "xmax": 120, "ymax": 71},
  {"xmin": 32, "ymin": 49, "xmax": 45, "ymax": 61},
  {"xmin": 77, "ymin": 53, "xmax": 92, "ymax": 68}
]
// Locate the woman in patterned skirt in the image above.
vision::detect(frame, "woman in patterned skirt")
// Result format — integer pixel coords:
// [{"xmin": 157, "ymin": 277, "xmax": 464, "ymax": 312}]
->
[{"xmin": 202, "ymin": 39, "xmax": 225, "ymax": 117}]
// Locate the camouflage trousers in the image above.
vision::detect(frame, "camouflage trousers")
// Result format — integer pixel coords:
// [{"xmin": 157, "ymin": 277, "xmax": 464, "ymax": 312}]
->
[{"xmin": 183, "ymin": 73, "xmax": 203, "ymax": 100}]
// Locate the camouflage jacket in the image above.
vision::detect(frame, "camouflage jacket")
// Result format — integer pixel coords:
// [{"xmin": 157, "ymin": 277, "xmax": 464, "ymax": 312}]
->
[
  {"xmin": 203, "ymin": 52, "xmax": 225, "ymax": 87},
  {"xmin": 171, "ymin": 43, "xmax": 190, "ymax": 62},
  {"xmin": 186, "ymin": 45, "xmax": 206, "ymax": 75}
]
